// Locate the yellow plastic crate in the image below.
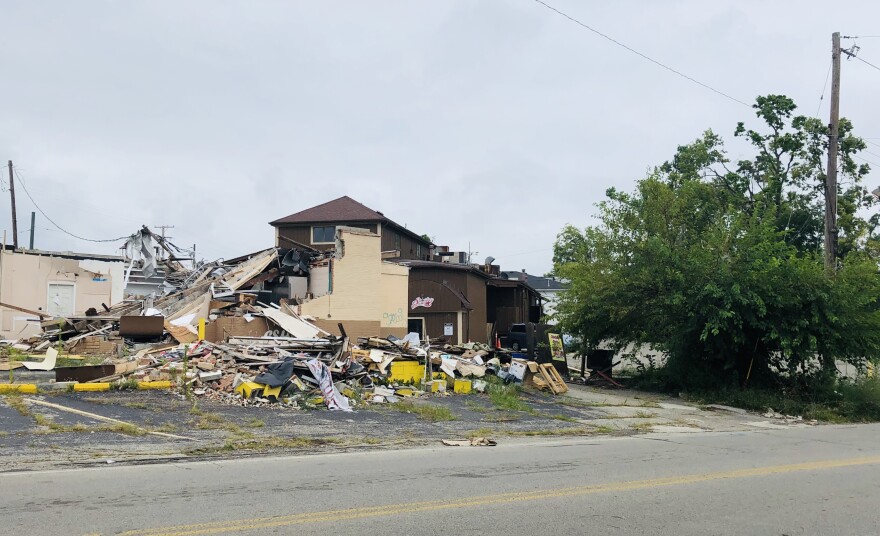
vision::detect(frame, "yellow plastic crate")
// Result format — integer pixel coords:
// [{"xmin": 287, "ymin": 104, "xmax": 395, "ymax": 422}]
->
[
  {"xmin": 453, "ymin": 378, "xmax": 472, "ymax": 394},
  {"xmin": 389, "ymin": 361, "xmax": 424, "ymax": 383}
]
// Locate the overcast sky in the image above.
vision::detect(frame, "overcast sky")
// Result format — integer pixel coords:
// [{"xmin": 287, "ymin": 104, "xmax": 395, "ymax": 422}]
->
[{"xmin": 3, "ymin": 1, "xmax": 879, "ymax": 275}]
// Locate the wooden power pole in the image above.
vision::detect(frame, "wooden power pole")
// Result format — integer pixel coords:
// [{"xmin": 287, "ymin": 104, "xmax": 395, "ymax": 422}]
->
[
  {"xmin": 825, "ymin": 32, "xmax": 841, "ymax": 273},
  {"xmin": 7, "ymin": 161, "xmax": 18, "ymax": 249}
]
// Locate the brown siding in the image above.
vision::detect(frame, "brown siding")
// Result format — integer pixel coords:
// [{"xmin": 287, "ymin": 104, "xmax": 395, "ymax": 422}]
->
[
  {"xmin": 381, "ymin": 227, "xmax": 431, "ymax": 261},
  {"xmin": 420, "ymin": 312, "xmax": 460, "ymax": 342},
  {"xmin": 408, "ymin": 267, "xmax": 489, "ymax": 343},
  {"xmin": 466, "ymin": 273, "xmax": 489, "ymax": 343},
  {"xmin": 276, "ymin": 223, "xmax": 377, "ymax": 251}
]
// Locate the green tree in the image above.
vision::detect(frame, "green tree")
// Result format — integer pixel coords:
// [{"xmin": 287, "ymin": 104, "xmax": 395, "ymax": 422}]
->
[{"xmin": 554, "ymin": 95, "xmax": 880, "ymax": 391}]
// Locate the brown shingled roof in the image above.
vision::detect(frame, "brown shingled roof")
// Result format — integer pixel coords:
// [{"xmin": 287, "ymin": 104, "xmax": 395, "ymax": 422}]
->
[{"xmin": 270, "ymin": 196, "xmax": 386, "ymax": 225}]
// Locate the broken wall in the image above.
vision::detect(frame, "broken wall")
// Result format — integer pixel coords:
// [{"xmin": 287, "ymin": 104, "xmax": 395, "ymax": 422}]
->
[
  {"xmin": 0, "ymin": 251, "xmax": 126, "ymax": 339},
  {"xmin": 299, "ymin": 228, "xmax": 409, "ymax": 338}
]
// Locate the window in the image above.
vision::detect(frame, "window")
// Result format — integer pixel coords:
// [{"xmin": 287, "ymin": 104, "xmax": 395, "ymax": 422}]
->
[
  {"xmin": 417, "ymin": 244, "xmax": 422, "ymax": 257},
  {"xmin": 394, "ymin": 233, "xmax": 401, "ymax": 250},
  {"xmin": 312, "ymin": 226, "xmax": 336, "ymax": 244}
]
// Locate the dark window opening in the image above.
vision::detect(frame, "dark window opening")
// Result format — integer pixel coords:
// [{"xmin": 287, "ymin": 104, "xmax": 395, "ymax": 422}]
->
[{"xmin": 312, "ymin": 226, "xmax": 336, "ymax": 243}]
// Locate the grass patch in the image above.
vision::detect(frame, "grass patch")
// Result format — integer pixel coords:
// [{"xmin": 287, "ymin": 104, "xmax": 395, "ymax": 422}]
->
[
  {"xmin": 111, "ymin": 378, "xmax": 140, "ymax": 391},
  {"xmin": 633, "ymin": 410, "xmax": 658, "ymax": 419},
  {"xmin": 558, "ymin": 398, "xmax": 660, "ymax": 409},
  {"xmin": 123, "ymin": 402, "xmax": 149, "ymax": 410},
  {"xmin": 682, "ymin": 377, "xmax": 880, "ymax": 423},
  {"xmin": 483, "ymin": 413, "xmax": 521, "ymax": 423},
  {"xmin": 505, "ymin": 427, "xmax": 594, "ymax": 437},
  {"xmin": 550, "ymin": 414, "xmax": 580, "ymax": 422},
  {"xmin": 247, "ymin": 418, "xmax": 265, "ymax": 428},
  {"xmin": 629, "ymin": 422, "xmax": 655, "ymax": 431},
  {"xmin": 187, "ymin": 436, "xmax": 342, "ymax": 456},
  {"xmin": 464, "ymin": 400, "xmax": 491, "ymax": 413},
  {"xmin": 33, "ymin": 413, "xmax": 51, "ymax": 426},
  {"xmin": 3, "ymin": 394, "xmax": 30, "ymax": 416},
  {"xmin": 591, "ymin": 425, "xmax": 617, "ymax": 434},
  {"xmin": 389, "ymin": 401, "xmax": 457, "ymax": 422},
  {"xmin": 153, "ymin": 423, "xmax": 180, "ymax": 433},
  {"xmin": 487, "ymin": 379, "xmax": 532, "ymax": 413},
  {"xmin": 36, "ymin": 418, "xmax": 147, "ymax": 436},
  {"xmin": 466, "ymin": 427, "xmax": 497, "ymax": 439}
]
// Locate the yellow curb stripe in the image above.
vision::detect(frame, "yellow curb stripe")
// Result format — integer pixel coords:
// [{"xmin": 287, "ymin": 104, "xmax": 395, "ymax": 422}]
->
[
  {"xmin": 121, "ymin": 454, "xmax": 880, "ymax": 536},
  {"xmin": 0, "ymin": 384, "xmax": 37, "ymax": 394},
  {"xmin": 73, "ymin": 383, "xmax": 111, "ymax": 392},
  {"xmin": 137, "ymin": 381, "xmax": 173, "ymax": 390}
]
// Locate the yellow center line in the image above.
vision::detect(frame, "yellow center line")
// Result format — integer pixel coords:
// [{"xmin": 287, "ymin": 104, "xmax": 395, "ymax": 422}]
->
[{"xmin": 120, "ymin": 455, "xmax": 880, "ymax": 536}]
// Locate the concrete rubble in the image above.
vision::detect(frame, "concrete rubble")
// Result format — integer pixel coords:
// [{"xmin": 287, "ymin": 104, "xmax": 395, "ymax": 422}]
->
[{"xmin": 0, "ymin": 227, "xmax": 566, "ymax": 408}]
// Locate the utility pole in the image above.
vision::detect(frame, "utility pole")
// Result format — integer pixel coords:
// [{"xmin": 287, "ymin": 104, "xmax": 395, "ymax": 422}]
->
[
  {"xmin": 824, "ymin": 32, "xmax": 841, "ymax": 273},
  {"xmin": 153, "ymin": 224, "xmax": 174, "ymax": 259},
  {"xmin": 7, "ymin": 161, "xmax": 18, "ymax": 249},
  {"xmin": 28, "ymin": 212, "xmax": 35, "ymax": 249}
]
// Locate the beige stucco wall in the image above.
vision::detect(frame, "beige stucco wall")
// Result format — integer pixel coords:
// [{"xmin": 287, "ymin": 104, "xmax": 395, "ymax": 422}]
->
[
  {"xmin": 380, "ymin": 262, "xmax": 409, "ymax": 329},
  {"xmin": 298, "ymin": 228, "xmax": 409, "ymax": 334},
  {"xmin": 0, "ymin": 251, "xmax": 126, "ymax": 339}
]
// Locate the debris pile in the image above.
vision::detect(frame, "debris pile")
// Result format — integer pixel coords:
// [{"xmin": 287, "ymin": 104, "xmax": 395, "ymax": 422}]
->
[{"xmin": 0, "ymin": 226, "xmax": 567, "ymax": 406}]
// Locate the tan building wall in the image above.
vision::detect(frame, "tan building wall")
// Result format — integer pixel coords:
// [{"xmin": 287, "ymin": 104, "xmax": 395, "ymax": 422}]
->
[
  {"xmin": 380, "ymin": 263, "xmax": 409, "ymax": 330},
  {"xmin": 0, "ymin": 250, "xmax": 126, "ymax": 339},
  {"xmin": 299, "ymin": 227, "xmax": 409, "ymax": 339}
]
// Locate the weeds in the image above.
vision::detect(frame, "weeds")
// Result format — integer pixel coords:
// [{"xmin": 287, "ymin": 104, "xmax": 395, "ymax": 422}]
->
[
  {"xmin": 3, "ymin": 394, "xmax": 30, "ymax": 416},
  {"xmin": 389, "ymin": 401, "xmax": 457, "ymax": 422},
  {"xmin": 112, "ymin": 378, "xmax": 140, "ymax": 391},
  {"xmin": 682, "ymin": 376, "xmax": 880, "ymax": 423},
  {"xmin": 487, "ymin": 378, "xmax": 531, "ymax": 413},
  {"xmin": 633, "ymin": 410, "xmax": 658, "ymax": 419},
  {"xmin": 187, "ymin": 436, "xmax": 342, "ymax": 456},
  {"xmin": 629, "ymin": 422, "xmax": 654, "ymax": 431},
  {"xmin": 247, "ymin": 418, "xmax": 265, "ymax": 428}
]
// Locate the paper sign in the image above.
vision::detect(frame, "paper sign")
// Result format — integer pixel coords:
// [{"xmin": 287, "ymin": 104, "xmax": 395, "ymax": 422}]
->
[{"xmin": 444, "ymin": 323, "xmax": 453, "ymax": 336}]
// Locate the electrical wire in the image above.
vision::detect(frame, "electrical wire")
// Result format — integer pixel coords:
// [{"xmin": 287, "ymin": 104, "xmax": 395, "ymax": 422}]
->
[
  {"xmin": 531, "ymin": 0, "xmax": 751, "ymax": 107},
  {"xmin": 851, "ymin": 54, "xmax": 880, "ymax": 73},
  {"xmin": 816, "ymin": 60, "xmax": 832, "ymax": 118},
  {"xmin": 853, "ymin": 154, "xmax": 880, "ymax": 168},
  {"xmin": 12, "ymin": 166, "xmax": 132, "ymax": 243}
]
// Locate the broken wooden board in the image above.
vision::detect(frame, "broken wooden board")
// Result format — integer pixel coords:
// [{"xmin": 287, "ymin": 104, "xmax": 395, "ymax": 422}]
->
[
  {"xmin": 165, "ymin": 322, "xmax": 198, "ymax": 344},
  {"xmin": 539, "ymin": 363, "xmax": 568, "ymax": 394},
  {"xmin": 261, "ymin": 307, "xmax": 321, "ymax": 339}
]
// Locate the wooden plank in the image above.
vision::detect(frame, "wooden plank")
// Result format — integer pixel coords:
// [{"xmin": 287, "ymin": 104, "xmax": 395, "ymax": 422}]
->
[
  {"xmin": 0, "ymin": 301, "xmax": 47, "ymax": 319},
  {"xmin": 539, "ymin": 363, "xmax": 568, "ymax": 394}
]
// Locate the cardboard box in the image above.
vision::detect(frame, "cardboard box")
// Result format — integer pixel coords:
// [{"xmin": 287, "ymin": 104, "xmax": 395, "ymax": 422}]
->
[{"xmin": 509, "ymin": 358, "xmax": 528, "ymax": 381}]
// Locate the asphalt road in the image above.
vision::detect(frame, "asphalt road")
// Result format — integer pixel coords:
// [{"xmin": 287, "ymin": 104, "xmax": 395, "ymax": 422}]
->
[{"xmin": 2, "ymin": 424, "xmax": 879, "ymax": 536}]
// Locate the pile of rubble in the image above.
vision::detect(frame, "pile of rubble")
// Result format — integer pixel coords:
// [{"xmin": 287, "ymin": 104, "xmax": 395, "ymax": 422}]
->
[{"xmin": 1, "ymin": 227, "xmax": 564, "ymax": 408}]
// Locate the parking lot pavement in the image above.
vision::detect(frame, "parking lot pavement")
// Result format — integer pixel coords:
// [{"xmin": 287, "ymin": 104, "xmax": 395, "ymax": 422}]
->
[{"xmin": 0, "ymin": 384, "xmax": 767, "ymax": 472}]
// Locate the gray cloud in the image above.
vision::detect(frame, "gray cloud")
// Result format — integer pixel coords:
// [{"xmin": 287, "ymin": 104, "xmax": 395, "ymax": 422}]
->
[{"xmin": 2, "ymin": 0, "xmax": 878, "ymax": 275}]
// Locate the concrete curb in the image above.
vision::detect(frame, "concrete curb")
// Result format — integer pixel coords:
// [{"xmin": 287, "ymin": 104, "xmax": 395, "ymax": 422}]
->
[
  {"xmin": 0, "ymin": 384, "xmax": 38, "ymax": 394},
  {"xmin": 1, "ymin": 381, "xmax": 174, "ymax": 394}
]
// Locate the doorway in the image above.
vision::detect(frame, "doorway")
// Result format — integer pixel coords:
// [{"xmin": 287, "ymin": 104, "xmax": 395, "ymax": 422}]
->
[{"xmin": 407, "ymin": 318, "xmax": 424, "ymax": 340}]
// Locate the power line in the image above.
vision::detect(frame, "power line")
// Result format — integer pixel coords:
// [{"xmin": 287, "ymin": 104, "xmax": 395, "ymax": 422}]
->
[
  {"xmin": 853, "ymin": 154, "xmax": 880, "ymax": 168},
  {"xmin": 12, "ymin": 166, "xmax": 131, "ymax": 243},
  {"xmin": 530, "ymin": 0, "xmax": 751, "ymax": 108},
  {"xmin": 851, "ymin": 54, "xmax": 880, "ymax": 73},
  {"xmin": 816, "ymin": 60, "xmax": 832, "ymax": 117}
]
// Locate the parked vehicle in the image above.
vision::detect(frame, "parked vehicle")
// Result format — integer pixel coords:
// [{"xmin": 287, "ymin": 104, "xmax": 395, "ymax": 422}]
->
[{"xmin": 503, "ymin": 323, "xmax": 528, "ymax": 351}]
